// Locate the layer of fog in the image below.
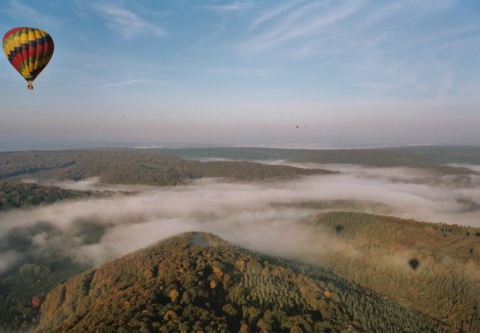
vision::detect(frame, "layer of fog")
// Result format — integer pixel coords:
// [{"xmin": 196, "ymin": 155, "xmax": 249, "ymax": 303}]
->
[{"xmin": 1, "ymin": 164, "xmax": 480, "ymax": 274}]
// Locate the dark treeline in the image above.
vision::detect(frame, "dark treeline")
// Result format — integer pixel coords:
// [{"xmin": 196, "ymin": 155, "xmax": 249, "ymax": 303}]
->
[{"xmin": 0, "ymin": 181, "xmax": 96, "ymax": 211}]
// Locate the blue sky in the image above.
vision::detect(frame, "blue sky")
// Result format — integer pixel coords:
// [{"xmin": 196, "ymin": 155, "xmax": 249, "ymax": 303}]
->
[{"xmin": 1, "ymin": 0, "xmax": 479, "ymax": 150}]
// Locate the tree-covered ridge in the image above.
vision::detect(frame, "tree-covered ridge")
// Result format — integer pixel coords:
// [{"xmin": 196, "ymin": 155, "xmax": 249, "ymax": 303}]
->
[
  {"xmin": 0, "ymin": 151, "xmax": 78, "ymax": 180},
  {"xmin": 0, "ymin": 260, "xmax": 89, "ymax": 333},
  {"xmin": 34, "ymin": 232, "xmax": 442, "ymax": 333},
  {"xmin": 309, "ymin": 212, "xmax": 480, "ymax": 332},
  {"xmin": 0, "ymin": 181, "xmax": 96, "ymax": 211},
  {"xmin": 289, "ymin": 146, "xmax": 480, "ymax": 169},
  {"xmin": 196, "ymin": 160, "xmax": 329, "ymax": 181},
  {"xmin": 2, "ymin": 146, "xmax": 479, "ymax": 185},
  {"xmin": 163, "ymin": 145, "xmax": 480, "ymax": 176},
  {"xmin": 0, "ymin": 150, "xmax": 334, "ymax": 185},
  {"xmin": 0, "ymin": 217, "xmax": 105, "ymax": 332}
]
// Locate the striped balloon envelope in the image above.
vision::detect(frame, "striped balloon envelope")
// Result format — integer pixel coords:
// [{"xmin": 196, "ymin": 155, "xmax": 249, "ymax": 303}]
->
[{"xmin": 3, "ymin": 27, "xmax": 54, "ymax": 90}]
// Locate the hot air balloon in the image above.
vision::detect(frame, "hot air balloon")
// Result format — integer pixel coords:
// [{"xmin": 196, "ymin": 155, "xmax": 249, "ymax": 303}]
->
[{"xmin": 3, "ymin": 27, "xmax": 54, "ymax": 90}]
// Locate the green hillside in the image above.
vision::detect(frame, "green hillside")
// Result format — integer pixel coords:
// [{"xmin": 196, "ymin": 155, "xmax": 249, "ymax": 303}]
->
[
  {"xmin": 307, "ymin": 212, "xmax": 480, "ymax": 332},
  {"xmin": 34, "ymin": 232, "xmax": 442, "ymax": 333},
  {"xmin": 0, "ymin": 181, "xmax": 98, "ymax": 211}
]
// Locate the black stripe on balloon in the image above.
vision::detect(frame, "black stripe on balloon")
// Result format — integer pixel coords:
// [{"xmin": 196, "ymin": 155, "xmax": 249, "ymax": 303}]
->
[{"xmin": 7, "ymin": 46, "xmax": 23, "ymax": 62}]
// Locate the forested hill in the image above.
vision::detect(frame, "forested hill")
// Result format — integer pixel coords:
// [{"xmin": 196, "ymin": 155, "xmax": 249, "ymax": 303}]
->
[
  {"xmin": 0, "ymin": 150, "xmax": 334, "ymax": 185},
  {"xmin": 34, "ymin": 232, "xmax": 442, "ymax": 333},
  {"xmin": 2, "ymin": 146, "xmax": 478, "ymax": 185},
  {"xmin": 0, "ymin": 181, "xmax": 97, "ymax": 211},
  {"xmin": 308, "ymin": 212, "xmax": 480, "ymax": 331}
]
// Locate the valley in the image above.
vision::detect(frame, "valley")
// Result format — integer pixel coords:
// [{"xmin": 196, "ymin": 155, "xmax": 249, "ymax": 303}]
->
[{"xmin": 0, "ymin": 146, "xmax": 479, "ymax": 332}]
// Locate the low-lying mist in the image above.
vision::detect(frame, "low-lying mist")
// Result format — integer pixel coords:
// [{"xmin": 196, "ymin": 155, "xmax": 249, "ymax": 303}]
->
[{"xmin": 1, "ymin": 163, "xmax": 479, "ymax": 273}]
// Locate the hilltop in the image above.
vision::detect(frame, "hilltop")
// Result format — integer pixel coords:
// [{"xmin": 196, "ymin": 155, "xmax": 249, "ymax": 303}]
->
[{"xmin": 34, "ymin": 232, "xmax": 442, "ymax": 333}]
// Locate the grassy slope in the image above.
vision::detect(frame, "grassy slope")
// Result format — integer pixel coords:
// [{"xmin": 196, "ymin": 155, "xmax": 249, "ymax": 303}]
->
[{"xmin": 308, "ymin": 212, "xmax": 480, "ymax": 332}]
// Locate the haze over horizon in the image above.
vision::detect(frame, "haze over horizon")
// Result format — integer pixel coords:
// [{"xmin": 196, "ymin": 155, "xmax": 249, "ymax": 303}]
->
[{"xmin": 1, "ymin": 1, "xmax": 480, "ymax": 150}]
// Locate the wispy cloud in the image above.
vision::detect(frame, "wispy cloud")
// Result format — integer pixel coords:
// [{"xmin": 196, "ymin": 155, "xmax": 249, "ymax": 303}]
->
[
  {"xmin": 188, "ymin": 25, "xmax": 224, "ymax": 49},
  {"xmin": 98, "ymin": 79, "xmax": 153, "ymax": 88},
  {"xmin": 93, "ymin": 2, "xmax": 165, "ymax": 38},
  {"xmin": 242, "ymin": 1, "xmax": 365, "ymax": 53},
  {"xmin": 2, "ymin": 0, "xmax": 53, "ymax": 26},
  {"xmin": 208, "ymin": 1, "xmax": 253, "ymax": 12},
  {"xmin": 249, "ymin": 1, "xmax": 300, "ymax": 31},
  {"xmin": 231, "ymin": 0, "xmax": 480, "ymax": 100}
]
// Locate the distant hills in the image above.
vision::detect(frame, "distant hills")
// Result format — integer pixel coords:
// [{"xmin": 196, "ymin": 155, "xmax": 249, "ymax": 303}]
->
[
  {"xmin": 163, "ymin": 145, "xmax": 480, "ymax": 173},
  {"xmin": 1, "ymin": 146, "xmax": 479, "ymax": 187},
  {"xmin": 33, "ymin": 232, "xmax": 443, "ymax": 333},
  {"xmin": 0, "ymin": 149, "xmax": 334, "ymax": 185}
]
